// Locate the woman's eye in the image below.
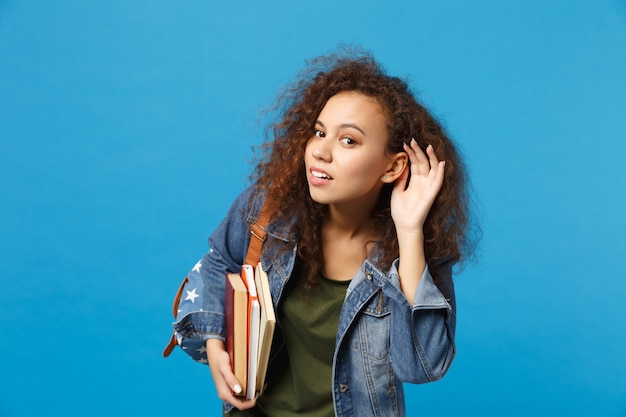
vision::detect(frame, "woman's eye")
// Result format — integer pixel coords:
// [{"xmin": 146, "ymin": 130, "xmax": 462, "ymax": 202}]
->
[
  {"xmin": 340, "ymin": 136, "xmax": 356, "ymax": 145},
  {"xmin": 314, "ymin": 130, "xmax": 325, "ymax": 138}
]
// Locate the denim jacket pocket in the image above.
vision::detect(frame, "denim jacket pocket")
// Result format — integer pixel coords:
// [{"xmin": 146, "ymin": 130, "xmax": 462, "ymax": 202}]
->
[{"xmin": 351, "ymin": 289, "xmax": 391, "ymax": 361}]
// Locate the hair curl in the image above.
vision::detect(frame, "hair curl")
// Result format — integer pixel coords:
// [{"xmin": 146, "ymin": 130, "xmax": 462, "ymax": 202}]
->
[{"xmin": 252, "ymin": 48, "xmax": 476, "ymax": 288}]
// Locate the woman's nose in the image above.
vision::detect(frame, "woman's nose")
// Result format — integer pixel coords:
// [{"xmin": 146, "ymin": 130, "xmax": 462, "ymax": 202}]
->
[{"xmin": 312, "ymin": 138, "xmax": 332, "ymax": 161}]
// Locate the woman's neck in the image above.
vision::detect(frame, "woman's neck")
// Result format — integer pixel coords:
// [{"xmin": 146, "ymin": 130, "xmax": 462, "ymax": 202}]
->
[
  {"xmin": 321, "ymin": 202, "xmax": 379, "ymax": 280},
  {"xmin": 325, "ymin": 202, "xmax": 377, "ymax": 240}
]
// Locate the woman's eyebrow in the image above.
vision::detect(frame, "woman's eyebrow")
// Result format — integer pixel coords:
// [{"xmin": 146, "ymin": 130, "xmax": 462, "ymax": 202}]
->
[{"xmin": 315, "ymin": 120, "xmax": 365, "ymax": 135}]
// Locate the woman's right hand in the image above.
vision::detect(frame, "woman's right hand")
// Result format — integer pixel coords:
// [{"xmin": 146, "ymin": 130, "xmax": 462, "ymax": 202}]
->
[{"xmin": 206, "ymin": 338, "xmax": 257, "ymax": 410}]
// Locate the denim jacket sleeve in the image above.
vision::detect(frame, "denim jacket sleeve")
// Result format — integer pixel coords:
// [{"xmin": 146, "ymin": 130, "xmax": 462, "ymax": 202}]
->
[
  {"xmin": 170, "ymin": 186, "xmax": 258, "ymax": 363},
  {"xmin": 386, "ymin": 259, "xmax": 456, "ymax": 383}
]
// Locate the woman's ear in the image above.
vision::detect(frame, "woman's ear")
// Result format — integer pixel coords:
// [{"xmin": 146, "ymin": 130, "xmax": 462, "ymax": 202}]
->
[{"xmin": 381, "ymin": 152, "xmax": 408, "ymax": 183}]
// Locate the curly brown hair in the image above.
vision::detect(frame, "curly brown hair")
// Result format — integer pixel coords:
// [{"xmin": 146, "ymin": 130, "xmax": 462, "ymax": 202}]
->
[{"xmin": 252, "ymin": 48, "xmax": 475, "ymax": 287}]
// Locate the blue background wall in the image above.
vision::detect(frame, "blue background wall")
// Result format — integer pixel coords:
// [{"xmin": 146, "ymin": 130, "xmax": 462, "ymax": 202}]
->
[{"xmin": 1, "ymin": 1, "xmax": 625, "ymax": 415}]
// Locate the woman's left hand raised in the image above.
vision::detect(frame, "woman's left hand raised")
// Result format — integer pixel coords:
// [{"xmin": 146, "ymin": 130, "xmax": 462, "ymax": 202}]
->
[{"xmin": 390, "ymin": 139, "xmax": 445, "ymax": 234}]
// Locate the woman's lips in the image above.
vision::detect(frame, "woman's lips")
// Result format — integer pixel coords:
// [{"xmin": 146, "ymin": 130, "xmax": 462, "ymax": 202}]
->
[{"xmin": 309, "ymin": 167, "xmax": 333, "ymax": 185}]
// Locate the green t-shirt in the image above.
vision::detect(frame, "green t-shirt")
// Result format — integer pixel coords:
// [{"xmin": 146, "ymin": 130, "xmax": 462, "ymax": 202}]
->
[{"xmin": 227, "ymin": 270, "xmax": 349, "ymax": 417}]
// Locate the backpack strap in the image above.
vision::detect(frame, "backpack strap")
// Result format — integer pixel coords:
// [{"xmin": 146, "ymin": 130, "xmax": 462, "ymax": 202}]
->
[
  {"xmin": 245, "ymin": 197, "xmax": 273, "ymax": 265},
  {"xmin": 162, "ymin": 276, "xmax": 189, "ymax": 357}
]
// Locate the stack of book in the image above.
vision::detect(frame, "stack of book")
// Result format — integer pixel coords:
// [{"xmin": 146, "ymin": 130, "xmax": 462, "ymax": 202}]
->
[{"xmin": 225, "ymin": 262, "xmax": 276, "ymax": 400}]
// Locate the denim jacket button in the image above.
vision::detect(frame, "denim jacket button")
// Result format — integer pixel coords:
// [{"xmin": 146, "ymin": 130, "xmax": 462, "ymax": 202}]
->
[
  {"xmin": 366, "ymin": 272, "xmax": 373, "ymax": 280},
  {"xmin": 339, "ymin": 384, "xmax": 349, "ymax": 393}
]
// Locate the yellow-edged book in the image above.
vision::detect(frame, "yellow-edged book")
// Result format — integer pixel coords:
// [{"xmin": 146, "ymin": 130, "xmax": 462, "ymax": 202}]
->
[{"xmin": 254, "ymin": 262, "xmax": 276, "ymax": 394}]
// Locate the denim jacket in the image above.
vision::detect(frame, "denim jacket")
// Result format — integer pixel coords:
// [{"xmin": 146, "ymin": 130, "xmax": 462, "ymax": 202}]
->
[{"xmin": 170, "ymin": 185, "xmax": 456, "ymax": 417}]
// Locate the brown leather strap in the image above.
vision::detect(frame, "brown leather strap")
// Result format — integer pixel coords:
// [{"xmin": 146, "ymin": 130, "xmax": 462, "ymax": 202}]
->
[
  {"xmin": 163, "ymin": 276, "xmax": 189, "ymax": 357},
  {"xmin": 162, "ymin": 333, "xmax": 177, "ymax": 357},
  {"xmin": 245, "ymin": 198, "xmax": 273, "ymax": 266}
]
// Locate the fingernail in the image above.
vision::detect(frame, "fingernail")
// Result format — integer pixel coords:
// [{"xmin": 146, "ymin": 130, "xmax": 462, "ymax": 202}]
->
[{"xmin": 233, "ymin": 384, "xmax": 242, "ymax": 394}]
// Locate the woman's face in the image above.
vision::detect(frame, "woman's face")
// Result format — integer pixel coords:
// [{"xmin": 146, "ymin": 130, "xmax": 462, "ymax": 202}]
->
[{"xmin": 304, "ymin": 91, "xmax": 401, "ymax": 210}]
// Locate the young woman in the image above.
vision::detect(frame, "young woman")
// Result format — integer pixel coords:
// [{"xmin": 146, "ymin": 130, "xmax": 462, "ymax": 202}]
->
[{"xmin": 167, "ymin": 50, "xmax": 474, "ymax": 417}]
